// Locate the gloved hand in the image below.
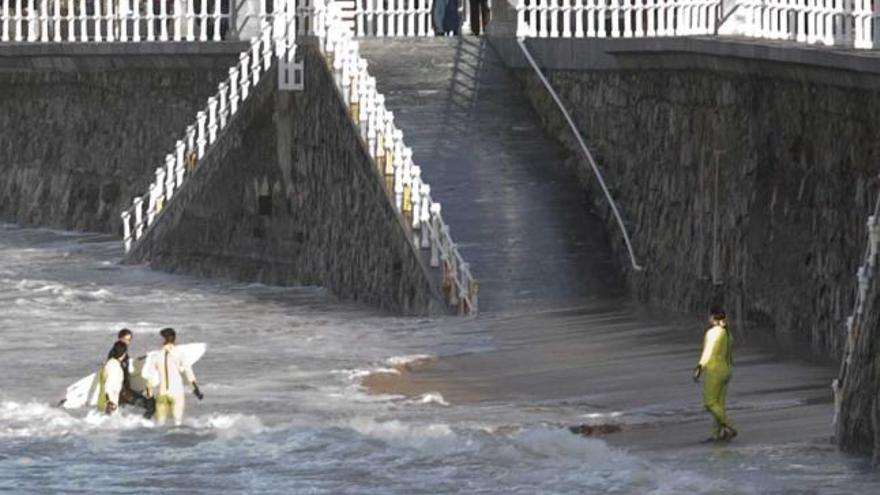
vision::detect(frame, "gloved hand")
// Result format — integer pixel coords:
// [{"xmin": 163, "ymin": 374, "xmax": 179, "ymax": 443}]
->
[
  {"xmin": 692, "ymin": 365, "xmax": 702, "ymax": 383},
  {"xmin": 193, "ymin": 384, "xmax": 205, "ymax": 401}
]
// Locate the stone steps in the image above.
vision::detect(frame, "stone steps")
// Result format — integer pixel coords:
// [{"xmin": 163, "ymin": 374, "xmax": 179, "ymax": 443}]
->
[{"xmin": 360, "ymin": 37, "xmax": 623, "ymax": 313}]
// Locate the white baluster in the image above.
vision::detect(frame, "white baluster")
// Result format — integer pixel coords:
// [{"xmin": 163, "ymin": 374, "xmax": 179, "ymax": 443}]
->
[
  {"xmin": 146, "ymin": 183, "xmax": 157, "ymax": 225},
  {"xmin": 185, "ymin": 124, "xmax": 197, "ymax": 161},
  {"xmin": 165, "ymin": 154, "xmax": 176, "ymax": 201},
  {"xmin": 196, "ymin": 110, "xmax": 207, "ymax": 159},
  {"xmin": 420, "ymin": 185, "xmax": 431, "ymax": 248},
  {"xmin": 121, "ymin": 210, "xmax": 132, "ymax": 252},
  {"xmin": 228, "ymin": 67, "xmax": 240, "ymax": 114},
  {"xmin": 154, "ymin": 167, "xmax": 166, "ymax": 213},
  {"xmin": 411, "ymin": 166, "xmax": 422, "ymax": 231},
  {"xmin": 53, "ymin": 0, "xmax": 62, "ymax": 41},
  {"xmin": 218, "ymin": 81, "xmax": 229, "ymax": 129},
  {"xmin": 38, "ymin": 0, "xmax": 48, "ymax": 41},
  {"xmin": 212, "ymin": 0, "xmax": 222, "ymax": 40},
  {"xmin": 239, "ymin": 54, "xmax": 250, "ymax": 100},
  {"xmin": 1, "ymin": 0, "xmax": 8, "ymax": 42},
  {"xmin": 207, "ymin": 95, "xmax": 219, "ymax": 144},
  {"xmin": 133, "ymin": 196, "xmax": 144, "ymax": 239},
  {"xmin": 251, "ymin": 38, "xmax": 261, "ymax": 86},
  {"xmin": 186, "ymin": 0, "xmax": 195, "ymax": 41},
  {"xmin": 175, "ymin": 139, "xmax": 186, "ymax": 186},
  {"xmin": 429, "ymin": 203, "xmax": 441, "ymax": 266},
  {"xmin": 393, "ymin": 135, "xmax": 406, "ymax": 211},
  {"xmin": 262, "ymin": 29, "xmax": 273, "ymax": 71},
  {"xmin": 133, "ymin": 0, "xmax": 141, "ymax": 41}
]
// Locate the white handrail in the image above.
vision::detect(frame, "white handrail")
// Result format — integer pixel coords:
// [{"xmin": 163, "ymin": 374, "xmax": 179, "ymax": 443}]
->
[
  {"xmin": 0, "ymin": 0, "xmax": 285, "ymax": 42},
  {"xmin": 515, "ymin": 0, "xmax": 721, "ymax": 39},
  {"xmin": 517, "ymin": 36, "xmax": 642, "ymax": 271},
  {"xmin": 305, "ymin": 0, "xmax": 479, "ymax": 314},
  {"xmin": 120, "ymin": 8, "xmax": 296, "ymax": 254}
]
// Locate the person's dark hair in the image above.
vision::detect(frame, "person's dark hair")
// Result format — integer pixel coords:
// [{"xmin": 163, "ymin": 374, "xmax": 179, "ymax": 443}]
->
[
  {"xmin": 160, "ymin": 327, "xmax": 176, "ymax": 344},
  {"xmin": 108, "ymin": 341, "xmax": 128, "ymax": 360},
  {"xmin": 118, "ymin": 328, "xmax": 133, "ymax": 339},
  {"xmin": 710, "ymin": 305, "xmax": 726, "ymax": 322}
]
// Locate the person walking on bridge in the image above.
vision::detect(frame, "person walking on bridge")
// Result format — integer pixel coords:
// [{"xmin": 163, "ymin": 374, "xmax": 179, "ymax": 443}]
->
[{"xmin": 693, "ymin": 306, "xmax": 737, "ymax": 441}]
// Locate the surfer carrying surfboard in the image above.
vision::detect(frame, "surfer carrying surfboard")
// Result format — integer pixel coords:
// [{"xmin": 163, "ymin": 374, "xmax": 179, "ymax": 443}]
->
[
  {"xmin": 97, "ymin": 341, "xmax": 128, "ymax": 415},
  {"xmin": 110, "ymin": 329, "xmax": 156, "ymax": 419},
  {"xmin": 142, "ymin": 328, "xmax": 205, "ymax": 426}
]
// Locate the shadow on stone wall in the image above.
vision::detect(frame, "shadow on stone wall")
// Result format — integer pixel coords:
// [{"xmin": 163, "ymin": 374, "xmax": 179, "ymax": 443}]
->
[{"xmin": 125, "ymin": 44, "xmax": 443, "ymax": 315}]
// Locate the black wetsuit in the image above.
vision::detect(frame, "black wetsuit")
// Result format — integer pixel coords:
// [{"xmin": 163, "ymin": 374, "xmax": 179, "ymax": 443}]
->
[{"xmin": 109, "ymin": 346, "xmax": 156, "ymax": 418}]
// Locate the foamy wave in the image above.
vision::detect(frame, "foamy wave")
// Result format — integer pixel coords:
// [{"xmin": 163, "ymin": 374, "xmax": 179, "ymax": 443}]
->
[
  {"xmin": 8, "ymin": 278, "xmax": 115, "ymax": 304},
  {"xmin": 345, "ymin": 367, "xmax": 400, "ymax": 380},
  {"xmin": 186, "ymin": 413, "xmax": 266, "ymax": 439},
  {"xmin": 414, "ymin": 392, "xmax": 450, "ymax": 407},
  {"xmin": 0, "ymin": 401, "xmax": 151, "ymax": 438},
  {"xmin": 344, "ymin": 417, "xmax": 462, "ymax": 452},
  {"xmin": 385, "ymin": 354, "xmax": 435, "ymax": 369}
]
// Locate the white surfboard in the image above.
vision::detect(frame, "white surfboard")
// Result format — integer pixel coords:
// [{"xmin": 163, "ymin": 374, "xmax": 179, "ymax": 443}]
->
[{"xmin": 60, "ymin": 343, "xmax": 207, "ymax": 410}]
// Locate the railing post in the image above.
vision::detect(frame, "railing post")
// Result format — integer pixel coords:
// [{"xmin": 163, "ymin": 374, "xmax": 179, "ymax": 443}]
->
[
  {"xmin": 133, "ymin": 196, "xmax": 144, "ymax": 240},
  {"xmin": 420, "ymin": 185, "xmax": 431, "ymax": 248},
  {"xmin": 218, "ymin": 81, "xmax": 229, "ymax": 129},
  {"xmin": 411, "ymin": 165, "xmax": 422, "ymax": 232},
  {"xmin": 175, "ymin": 139, "xmax": 187, "ymax": 186},
  {"xmin": 165, "ymin": 154, "xmax": 176, "ymax": 201},
  {"xmin": 240, "ymin": 53, "xmax": 251, "ymax": 100},
  {"xmin": 207, "ymin": 95, "xmax": 219, "ymax": 144},
  {"xmin": 429, "ymin": 203, "xmax": 441, "ymax": 267},
  {"xmin": 229, "ymin": 66, "xmax": 241, "ymax": 114},
  {"xmin": 146, "ymin": 183, "xmax": 157, "ymax": 225},
  {"xmin": 185, "ymin": 124, "xmax": 197, "ymax": 168},
  {"xmin": 196, "ymin": 110, "xmax": 208, "ymax": 159},
  {"xmin": 154, "ymin": 167, "xmax": 166, "ymax": 213},
  {"xmin": 121, "ymin": 210, "xmax": 133, "ymax": 252},
  {"xmin": 132, "ymin": 0, "xmax": 142, "ymax": 41}
]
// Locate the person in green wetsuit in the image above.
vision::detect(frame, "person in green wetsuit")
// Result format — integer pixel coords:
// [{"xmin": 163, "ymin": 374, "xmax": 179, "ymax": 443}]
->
[{"xmin": 693, "ymin": 306, "xmax": 738, "ymax": 441}]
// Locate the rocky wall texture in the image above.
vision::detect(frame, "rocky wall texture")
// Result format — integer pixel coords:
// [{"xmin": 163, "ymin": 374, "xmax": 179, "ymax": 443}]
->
[
  {"xmin": 515, "ymin": 68, "xmax": 880, "ymax": 359},
  {"xmin": 126, "ymin": 45, "xmax": 441, "ymax": 314},
  {"xmin": 0, "ymin": 62, "xmax": 234, "ymax": 233},
  {"xmin": 837, "ymin": 261, "xmax": 880, "ymax": 461}
]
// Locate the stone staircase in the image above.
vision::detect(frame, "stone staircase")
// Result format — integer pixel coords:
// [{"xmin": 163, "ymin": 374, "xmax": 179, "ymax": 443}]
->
[{"xmin": 360, "ymin": 37, "xmax": 623, "ymax": 313}]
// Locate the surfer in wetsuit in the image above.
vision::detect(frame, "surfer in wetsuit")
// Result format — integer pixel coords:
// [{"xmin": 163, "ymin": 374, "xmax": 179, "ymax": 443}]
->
[
  {"xmin": 98, "ymin": 341, "xmax": 128, "ymax": 415},
  {"xmin": 693, "ymin": 306, "xmax": 738, "ymax": 441},
  {"xmin": 143, "ymin": 328, "xmax": 204, "ymax": 426},
  {"xmin": 108, "ymin": 329, "xmax": 156, "ymax": 419}
]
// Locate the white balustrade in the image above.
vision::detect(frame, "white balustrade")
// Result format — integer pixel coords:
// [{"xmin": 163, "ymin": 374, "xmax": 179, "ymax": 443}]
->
[
  {"xmin": 311, "ymin": 0, "xmax": 479, "ymax": 313},
  {"xmin": 121, "ymin": 19, "xmax": 292, "ymax": 254},
  {"xmin": 0, "ymin": 0, "xmax": 236, "ymax": 42},
  {"xmin": 516, "ymin": 0, "xmax": 721, "ymax": 39}
]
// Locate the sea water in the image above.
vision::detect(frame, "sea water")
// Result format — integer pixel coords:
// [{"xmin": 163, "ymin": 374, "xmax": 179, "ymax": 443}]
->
[{"xmin": 1, "ymin": 223, "xmax": 878, "ymax": 494}]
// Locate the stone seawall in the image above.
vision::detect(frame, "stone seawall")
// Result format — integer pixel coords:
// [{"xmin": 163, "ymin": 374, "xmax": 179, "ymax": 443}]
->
[
  {"xmin": 0, "ymin": 44, "xmax": 244, "ymax": 233},
  {"xmin": 492, "ymin": 38, "xmax": 880, "ymax": 359},
  {"xmin": 126, "ymin": 44, "xmax": 442, "ymax": 314},
  {"xmin": 489, "ymin": 35, "xmax": 880, "ymax": 457}
]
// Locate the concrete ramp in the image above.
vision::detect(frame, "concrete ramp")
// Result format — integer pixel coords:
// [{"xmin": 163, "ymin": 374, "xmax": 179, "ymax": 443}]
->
[{"xmin": 360, "ymin": 37, "xmax": 622, "ymax": 314}]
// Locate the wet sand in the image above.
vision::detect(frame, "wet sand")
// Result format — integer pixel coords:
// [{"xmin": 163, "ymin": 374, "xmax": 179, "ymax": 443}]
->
[{"xmin": 362, "ymin": 300, "xmax": 838, "ymax": 454}]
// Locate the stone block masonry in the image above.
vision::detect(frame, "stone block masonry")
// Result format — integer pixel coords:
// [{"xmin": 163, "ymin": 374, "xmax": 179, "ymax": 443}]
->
[
  {"xmin": 126, "ymin": 43, "xmax": 442, "ymax": 314},
  {"xmin": 0, "ymin": 44, "xmax": 246, "ymax": 233},
  {"xmin": 495, "ymin": 37, "xmax": 880, "ymax": 360}
]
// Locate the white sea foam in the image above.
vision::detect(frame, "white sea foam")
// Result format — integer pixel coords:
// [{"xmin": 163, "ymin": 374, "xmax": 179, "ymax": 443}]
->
[
  {"xmin": 414, "ymin": 392, "xmax": 450, "ymax": 406},
  {"xmin": 385, "ymin": 354, "xmax": 435, "ymax": 368},
  {"xmin": 185, "ymin": 413, "xmax": 266, "ymax": 439},
  {"xmin": 0, "ymin": 401, "xmax": 151, "ymax": 439}
]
